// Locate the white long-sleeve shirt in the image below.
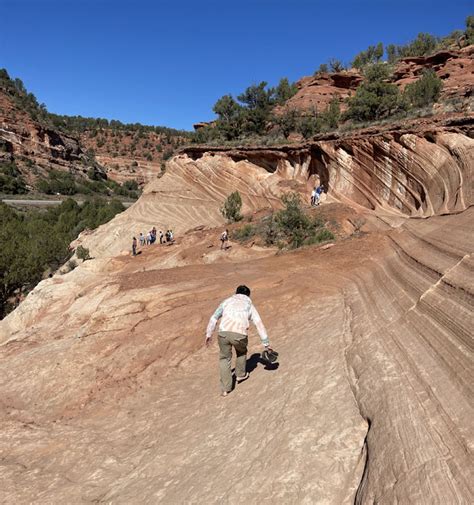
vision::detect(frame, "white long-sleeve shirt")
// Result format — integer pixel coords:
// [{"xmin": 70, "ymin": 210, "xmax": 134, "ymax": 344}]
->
[{"xmin": 206, "ymin": 294, "xmax": 269, "ymax": 346}]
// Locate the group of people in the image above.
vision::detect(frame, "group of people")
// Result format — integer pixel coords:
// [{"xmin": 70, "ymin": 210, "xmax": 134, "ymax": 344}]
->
[
  {"xmin": 310, "ymin": 184, "xmax": 325, "ymax": 206},
  {"xmin": 132, "ymin": 228, "xmax": 174, "ymax": 256}
]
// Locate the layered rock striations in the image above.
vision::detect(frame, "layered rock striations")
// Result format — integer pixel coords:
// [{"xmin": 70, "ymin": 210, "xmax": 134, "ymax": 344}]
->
[
  {"xmin": 75, "ymin": 116, "xmax": 472, "ymax": 258},
  {"xmin": 0, "ymin": 92, "xmax": 96, "ymax": 186},
  {"xmin": 0, "ymin": 115, "xmax": 473, "ymax": 503}
]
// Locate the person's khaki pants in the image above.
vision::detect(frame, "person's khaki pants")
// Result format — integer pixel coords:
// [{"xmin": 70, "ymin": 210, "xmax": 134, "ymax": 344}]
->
[{"xmin": 218, "ymin": 332, "xmax": 248, "ymax": 392}]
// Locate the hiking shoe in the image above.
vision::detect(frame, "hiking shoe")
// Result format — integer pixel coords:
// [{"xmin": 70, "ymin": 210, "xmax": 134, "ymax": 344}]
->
[
  {"xmin": 221, "ymin": 391, "xmax": 229, "ymax": 397},
  {"xmin": 236, "ymin": 372, "xmax": 249, "ymax": 383}
]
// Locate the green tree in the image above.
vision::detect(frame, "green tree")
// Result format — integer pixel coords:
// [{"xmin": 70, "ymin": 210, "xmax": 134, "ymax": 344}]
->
[
  {"xmin": 213, "ymin": 95, "xmax": 243, "ymax": 140},
  {"xmin": 386, "ymin": 44, "xmax": 398, "ymax": 64},
  {"xmin": 296, "ymin": 113, "xmax": 322, "ymax": 139},
  {"xmin": 221, "ymin": 191, "xmax": 243, "ymax": 222},
  {"xmin": 0, "ymin": 162, "xmax": 27, "ymax": 194},
  {"xmin": 352, "ymin": 43, "xmax": 384, "ymax": 69},
  {"xmin": 466, "ymin": 15, "xmax": 474, "ymax": 44},
  {"xmin": 237, "ymin": 82, "xmax": 273, "ymax": 110},
  {"xmin": 345, "ymin": 63, "xmax": 402, "ymax": 122},
  {"xmin": 403, "ymin": 69, "xmax": 443, "ymax": 108},
  {"xmin": 273, "ymin": 109, "xmax": 300, "ymax": 138},
  {"xmin": 321, "ymin": 96, "xmax": 341, "ymax": 129},
  {"xmin": 273, "ymin": 78, "xmax": 298, "ymax": 105}
]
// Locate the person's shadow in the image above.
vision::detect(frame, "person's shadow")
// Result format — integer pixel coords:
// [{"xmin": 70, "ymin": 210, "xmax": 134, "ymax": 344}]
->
[{"xmin": 231, "ymin": 353, "xmax": 279, "ymax": 389}]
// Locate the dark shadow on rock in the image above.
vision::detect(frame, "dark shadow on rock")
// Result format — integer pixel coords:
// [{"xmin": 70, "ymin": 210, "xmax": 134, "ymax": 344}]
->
[
  {"xmin": 246, "ymin": 353, "xmax": 280, "ymax": 373},
  {"xmin": 246, "ymin": 353, "xmax": 261, "ymax": 374}
]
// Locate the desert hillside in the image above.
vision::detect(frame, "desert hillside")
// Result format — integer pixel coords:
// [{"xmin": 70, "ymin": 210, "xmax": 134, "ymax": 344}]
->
[
  {"xmin": 1, "ymin": 109, "xmax": 473, "ymax": 503},
  {"xmin": 0, "ymin": 70, "xmax": 190, "ymax": 194}
]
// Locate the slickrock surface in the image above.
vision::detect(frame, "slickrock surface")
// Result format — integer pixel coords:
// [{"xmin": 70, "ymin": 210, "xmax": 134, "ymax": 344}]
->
[
  {"xmin": 76, "ymin": 118, "xmax": 473, "ymax": 259},
  {"xmin": 75, "ymin": 152, "xmax": 299, "ymax": 257},
  {"xmin": 1, "ymin": 117, "xmax": 473, "ymax": 503}
]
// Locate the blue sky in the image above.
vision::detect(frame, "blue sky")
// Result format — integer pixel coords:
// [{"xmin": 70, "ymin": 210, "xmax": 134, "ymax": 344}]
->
[{"xmin": 1, "ymin": 0, "xmax": 472, "ymax": 130}]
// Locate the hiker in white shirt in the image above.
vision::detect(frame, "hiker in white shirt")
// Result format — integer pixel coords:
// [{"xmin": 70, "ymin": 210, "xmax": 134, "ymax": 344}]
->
[{"xmin": 205, "ymin": 285, "xmax": 270, "ymax": 396}]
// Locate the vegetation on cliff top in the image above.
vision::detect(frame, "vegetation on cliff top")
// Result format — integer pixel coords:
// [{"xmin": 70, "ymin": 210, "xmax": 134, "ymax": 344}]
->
[
  {"xmin": 194, "ymin": 16, "xmax": 472, "ymax": 145},
  {"xmin": 0, "ymin": 198, "xmax": 125, "ymax": 318},
  {"xmin": 0, "ymin": 68, "xmax": 190, "ymax": 139}
]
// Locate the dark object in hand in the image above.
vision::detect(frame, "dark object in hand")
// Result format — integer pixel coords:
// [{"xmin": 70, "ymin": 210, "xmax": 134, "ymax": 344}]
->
[{"xmin": 262, "ymin": 348, "xmax": 279, "ymax": 364}]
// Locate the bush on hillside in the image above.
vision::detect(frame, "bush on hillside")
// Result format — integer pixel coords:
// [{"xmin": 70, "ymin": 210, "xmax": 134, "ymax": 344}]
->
[
  {"xmin": 221, "ymin": 191, "xmax": 243, "ymax": 222},
  {"xmin": 466, "ymin": 15, "xmax": 474, "ymax": 44},
  {"xmin": 352, "ymin": 43, "xmax": 384, "ymax": 70},
  {"xmin": 37, "ymin": 170, "xmax": 77, "ymax": 195},
  {"xmin": 403, "ymin": 69, "xmax": 443, "ymax": 108},
  {"xmin": 0, "ymin": 162, "xmax": 27, "ymax": 194},
  {"xmin": 76, "ymin": 245, "xmax": 90, "ymax": 261},
  {"xmin": 328, "ymin": 59, "xmax": 345, "ymax": 72},
  {"xmin": 233, "ymin": 193, "xmax": 334, "ymax": 249},
  {"xmin": 345, "ymin": 64, "xmax": 403, "ymax": 122}
]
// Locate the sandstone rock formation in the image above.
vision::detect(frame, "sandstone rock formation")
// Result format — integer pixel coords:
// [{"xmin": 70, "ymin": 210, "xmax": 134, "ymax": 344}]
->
[
  {"xmin": 81, "ymin": 115, "xmax": 473, "ymax": 258},
  {"xmin": 284, "ymin": 46, "xmax": 474, "ymax": 114},
  {"xmin": 0, "ymin": 92, "xmax": 97, "ymax": 187},
  {"xmin": 0, "ymin": 114, "xmax": 473, "ymax": 503}
]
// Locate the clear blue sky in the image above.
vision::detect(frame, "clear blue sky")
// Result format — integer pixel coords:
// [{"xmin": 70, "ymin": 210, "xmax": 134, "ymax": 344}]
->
[{"xmin": 1, "ymin": 0, "xmax": 472, "ymax": 130}]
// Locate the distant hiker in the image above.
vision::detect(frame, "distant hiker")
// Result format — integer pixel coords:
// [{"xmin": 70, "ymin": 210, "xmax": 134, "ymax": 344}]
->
[
  {"xmin": 169, "ymin": 230, "xmax": 174, "ymax": 243},
  {"xmin": 310, "ymin": 188, "xmax": 316, "ymax": 206},
  {"xmin": 205, "ymin": 285, "xmax": 271, "ymax": 397},
  {"xmin": 139, "ymin": 232, "xmax": 145, "ymax": 247},
  {"xmin": 132, "ymin": 236, "xmax": 137, "ymax": 256},
  {"xmin": 315, "ymin": 184, "xmax": 324, "ymax": 206},
  {"xmin": 146, "ymin": 231, "xmax": 152, "ymax": 245},
  {"xmin": 159, "ymin": 230, "xmax": 164, "ymax": 244},
  {"xmin": 220, "ymin": 229, "xmax": 229, "ymax": 250}
]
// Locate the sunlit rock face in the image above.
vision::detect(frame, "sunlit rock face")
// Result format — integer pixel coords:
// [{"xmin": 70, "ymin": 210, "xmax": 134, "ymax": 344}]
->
[{"xmin": 0, "ymin": 115, "xmax": 473, "ymax": 503}]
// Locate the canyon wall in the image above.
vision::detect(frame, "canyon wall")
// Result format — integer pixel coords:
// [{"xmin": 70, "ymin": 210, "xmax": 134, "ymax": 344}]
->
[
  {"xmin": 81, "ymin": 116, "xmax": 473, "ymax": 258},
  {"xmin": 0, "ymin": 115, "xmax": 472, "ymax": 503}
]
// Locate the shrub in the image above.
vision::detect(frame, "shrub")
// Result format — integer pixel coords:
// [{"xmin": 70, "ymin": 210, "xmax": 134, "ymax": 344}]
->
[
  {"xmin": 123, "ymin": 179, "xmax": 139, "ymax": 191},
  {"xmin": 273, "ymin": 108, "xmax": 300, "ymax": 138},
  {"xmin": 0, "ymin": 162, "xmax": 27, "ymax": 194},
  {"xmin": 37, "ymin": 170, "xmax": 77, "ymax": 195},
  {"xmin": 273, "ymin": 77, "xmax": 298, "ymax": 105},
  {"xmin": 296, "ymin": 113, "xmax": 322, "ymax": 138},
  {"xmin": 67, "ymin": 259, "xmax": 77, "ymax": 271},
  {"xmin": 163, "ymin": 148, "xmax": 174, "ymax": 160},
  {"xmin": 329, "ymin": 59, "xmax": 345, "ymax": 72},
  {"xmin": 352, "ymin": 43, "xmax": 384, "ymax": 70},
  {"xmin": 232, "ymin": 224, "xmax": 255, "ymax": 241},
  {"xmin": 466, "ymin": 15, "xmax": 474, "ymax": 45},
  {"xmin": 275, "ymin": 193, "xmax": 311, "ymax": 248},
  {"xmin": 221, "ymin": 191, "xmax": 243, "ymax": 222},
  {"xmin": 304, "ymin": 228, "xmax": 335, "ymax": 246},
  {"xmin": 76, "ymin": 245, "xmax": 90, "ymax": 261},
  {"xmin": 321, "ymin": 97, "xmax": 341, "ymax": 129},
  {"xmin": 316, "ymin": 63, "xmax": 328, "ymax": 74},
  {"xmin": 403, "ymin": 69, "xmax": 443, "ymax": 108},
  {"xmin": 345, "ymin": 64, "xmax": 402, "ymax": 122}
]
